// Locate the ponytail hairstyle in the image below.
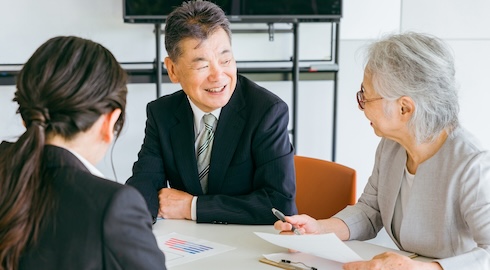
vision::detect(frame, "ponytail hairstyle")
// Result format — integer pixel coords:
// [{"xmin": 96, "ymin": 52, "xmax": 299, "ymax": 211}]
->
[{"xmin": 0, "ymin": 36, "xmax": 127, "ymax": 270}]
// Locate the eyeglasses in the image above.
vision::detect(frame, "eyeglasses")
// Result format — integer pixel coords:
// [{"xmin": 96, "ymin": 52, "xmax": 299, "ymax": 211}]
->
[{"xmin": 356, "ymin": 84, "xmax": 383, "ymax": 110}]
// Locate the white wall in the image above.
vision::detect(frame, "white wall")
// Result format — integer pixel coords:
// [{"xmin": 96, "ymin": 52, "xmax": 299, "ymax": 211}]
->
[{"xmin": 1, "ymin": 0, "xmax": 490, "ymax": 248}]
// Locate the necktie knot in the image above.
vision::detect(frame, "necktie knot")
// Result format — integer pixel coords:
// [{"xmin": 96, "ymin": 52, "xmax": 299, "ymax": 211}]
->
[{"xmin": 203, "ymin": 114, "xmax": 216, "ymax": 130}]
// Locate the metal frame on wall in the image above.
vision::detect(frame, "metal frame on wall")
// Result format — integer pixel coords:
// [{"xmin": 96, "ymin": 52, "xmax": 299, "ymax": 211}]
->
[{"xmin": 0, "ymin": 19, "xmax": 340, "ymax": 161}]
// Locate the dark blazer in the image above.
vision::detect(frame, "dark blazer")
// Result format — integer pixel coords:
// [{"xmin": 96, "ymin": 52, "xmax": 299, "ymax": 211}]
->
[
  {"xmin": 0, "ymin": 143, "xmax": 167, "ymax": 270},
  {"xmin": 127, "ymin": 75, "xmax": 297, "ymax": 225}
]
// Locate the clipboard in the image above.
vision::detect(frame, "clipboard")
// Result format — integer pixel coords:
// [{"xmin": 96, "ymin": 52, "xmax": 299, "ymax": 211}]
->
[{"xmin": 259, "ymin": 258, "xmax": 306, "ymax": 270}]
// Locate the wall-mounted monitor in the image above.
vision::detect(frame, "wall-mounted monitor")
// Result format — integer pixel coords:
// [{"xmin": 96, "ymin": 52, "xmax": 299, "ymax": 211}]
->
[{"xmin": 123, "ymin": 0, "xmax": 342, "ymax": 23}]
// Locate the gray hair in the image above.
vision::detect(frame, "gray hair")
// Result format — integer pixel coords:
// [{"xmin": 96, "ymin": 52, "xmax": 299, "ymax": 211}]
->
[
  {"xmin": 365, "ymin": 32, "xmax": 459, "ymax": 143},
  {"xmin": 164, "ymin": 0, "xmax": 232, "ymax": 61}
]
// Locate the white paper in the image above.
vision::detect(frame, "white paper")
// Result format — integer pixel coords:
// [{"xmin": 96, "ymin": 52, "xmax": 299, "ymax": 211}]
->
[
  {"xmin": 155, "ymin": 232, "xmax": 235, "ymax": 267},
  {"xmin": 254, "ymin": 232, "xmax": 363, "ymax": 263}
]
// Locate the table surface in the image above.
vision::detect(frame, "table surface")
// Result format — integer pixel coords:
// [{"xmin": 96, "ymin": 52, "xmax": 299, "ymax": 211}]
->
[{"xmin": 152, "ymin": 219, "xmax": 431, "ymax": 269}]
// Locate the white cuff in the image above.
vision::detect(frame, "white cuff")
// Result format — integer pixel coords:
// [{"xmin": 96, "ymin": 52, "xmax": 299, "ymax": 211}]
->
[{"xmin": 191, "ymin": 196, "xmax": 197, "ymax": 221}]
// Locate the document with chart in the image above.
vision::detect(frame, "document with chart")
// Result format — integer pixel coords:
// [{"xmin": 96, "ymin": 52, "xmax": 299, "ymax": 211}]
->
[{"xmin": 154, "ymin": 232, "xmax": 235, "ymax": 267}]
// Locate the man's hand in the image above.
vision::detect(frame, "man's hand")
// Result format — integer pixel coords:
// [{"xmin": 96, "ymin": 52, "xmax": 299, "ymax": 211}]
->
[{"xmin": 158, "ymin": 188, "xmax": 193, "ymax": 220}]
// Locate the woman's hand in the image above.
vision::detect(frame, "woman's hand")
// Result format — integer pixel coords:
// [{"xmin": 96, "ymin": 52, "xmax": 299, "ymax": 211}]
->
[
  {"xmin": 274, "ymin": 215, "xmax": 351, "ymax": 241},
  {"xmin": 343, "ymin": 252, "xmax": 442, "ymax": 270},
  {"xmin": 273, "ymin": 214, "xmax": 321, "ymax": 235}
]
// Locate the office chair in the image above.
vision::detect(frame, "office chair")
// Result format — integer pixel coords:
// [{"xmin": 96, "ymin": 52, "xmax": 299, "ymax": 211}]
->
[{"xmin": 294, "ymin": 155, "xmax": 356, "ymax": 219}]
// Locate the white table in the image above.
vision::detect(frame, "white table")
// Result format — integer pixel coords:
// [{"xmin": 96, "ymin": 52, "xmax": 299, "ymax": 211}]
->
[{"xmin": 152, "ymin": 219, "xmax": 431, "ymax": 269}]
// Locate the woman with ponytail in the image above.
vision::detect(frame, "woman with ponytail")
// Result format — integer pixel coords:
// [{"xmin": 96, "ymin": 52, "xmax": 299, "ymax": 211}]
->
[{"xmin": 0, "ymin": 36, "xmax": 166, "ymax": 270}]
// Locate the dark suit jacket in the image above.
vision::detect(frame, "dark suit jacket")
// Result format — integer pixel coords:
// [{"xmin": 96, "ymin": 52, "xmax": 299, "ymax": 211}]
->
[
  {"xmin": 127, "ymin": 75, "xmax": 297, "ymax": 224},
  {"xmin": 0, "ymin": 143, "xmax": 166, "ymax": 270}
]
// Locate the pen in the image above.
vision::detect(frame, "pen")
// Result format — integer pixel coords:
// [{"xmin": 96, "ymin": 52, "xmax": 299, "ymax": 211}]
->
[{"xmin": 272, "ymin": 208, "xmax": 301, "ymax": 235}]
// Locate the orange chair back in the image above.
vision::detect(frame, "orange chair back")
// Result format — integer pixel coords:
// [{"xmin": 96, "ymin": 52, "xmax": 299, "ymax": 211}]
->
[{"xmin": 294, "ymin": 155, "xmax": 356, "ymax": 219}]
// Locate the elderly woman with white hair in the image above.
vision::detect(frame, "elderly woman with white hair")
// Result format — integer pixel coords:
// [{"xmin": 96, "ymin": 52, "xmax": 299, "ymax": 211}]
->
[{"xmin": 275, "ymin": 32, "xmax": 490, "ymax": 270}]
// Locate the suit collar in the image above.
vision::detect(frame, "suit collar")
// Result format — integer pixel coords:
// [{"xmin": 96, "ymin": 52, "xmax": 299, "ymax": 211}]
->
[
  {"xmin": 62, "ymin": 147, "xmax": 104, "ymax": 178},
  {"xmin": 43, "ymin": 145, "xmax": 91, "ymax": 174},
  {"xmin": 382, "ymin": 145, "xmax": 407, "ymax": 246}
]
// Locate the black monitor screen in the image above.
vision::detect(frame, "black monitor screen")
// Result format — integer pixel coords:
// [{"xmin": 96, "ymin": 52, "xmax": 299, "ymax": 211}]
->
[{"xmin": 123, "ymin": 0, "xmax": 342, "ymax": 23}]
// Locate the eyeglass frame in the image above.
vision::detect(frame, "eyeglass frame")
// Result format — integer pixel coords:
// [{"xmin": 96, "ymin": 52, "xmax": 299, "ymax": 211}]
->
[{"xmin": 356, "ymin": 84, "xmax": 383, "ymax": 110}]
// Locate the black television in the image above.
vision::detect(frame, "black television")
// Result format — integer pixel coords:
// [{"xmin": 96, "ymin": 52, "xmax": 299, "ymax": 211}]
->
[{"xmin": 123, "ymin": 0, "xmax": 342, "ymax": 23}]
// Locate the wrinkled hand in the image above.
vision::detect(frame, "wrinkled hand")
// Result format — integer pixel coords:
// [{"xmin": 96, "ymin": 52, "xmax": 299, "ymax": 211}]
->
[
  {"xmin": 273, "ymin": 214, "xmax": 320, "ymax": 235},
  {"xmin": 158, "ymin": 188, "xmax": 193, "ymax": 220},
  {"xmin": 273, "ymin": 214, "xmax": 320, "ymax": 253},
  {"xmin": 343, "ymin": 252, "xmax": 441, "ymax": 270}
]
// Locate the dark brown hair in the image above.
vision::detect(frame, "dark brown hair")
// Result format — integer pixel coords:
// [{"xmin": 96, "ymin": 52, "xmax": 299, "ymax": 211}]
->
[
  {"xmin": 164, "ymin": 0, "xmax": 232, "ymax": 60},
  {"xmin": 0, "ymin": 36, "xmax": 127, "ymax": 270}
]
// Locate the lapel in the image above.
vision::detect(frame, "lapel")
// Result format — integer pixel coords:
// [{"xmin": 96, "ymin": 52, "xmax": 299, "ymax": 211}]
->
[
  {"xmin": 207, "ymin": 80, "xmax": 247, "ymax": 192},
  {"xmin": 170, "ymin": 97, "xmax": 204, "ymax": 195},
  {"xmin": 381, "ymin": 145, "xmax": 406, "ymax": 244}
]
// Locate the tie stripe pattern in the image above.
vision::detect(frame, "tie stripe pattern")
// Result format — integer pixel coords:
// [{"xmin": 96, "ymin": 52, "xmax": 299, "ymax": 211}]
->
[{"xmin": 197, "ymin": 114, "xmax": 216, "ymax": 193}]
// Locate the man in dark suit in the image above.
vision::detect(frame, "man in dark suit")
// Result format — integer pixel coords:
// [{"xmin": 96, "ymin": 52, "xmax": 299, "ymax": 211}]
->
[{"xmin": 126, "ymin": 0, "xmax": 297, "ymax": 225}]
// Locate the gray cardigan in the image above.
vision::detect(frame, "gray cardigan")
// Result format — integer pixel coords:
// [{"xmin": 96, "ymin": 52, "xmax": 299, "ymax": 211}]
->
[{"xmin": 335, "ymin": 127, "xmax": 490, "ymax": 269}]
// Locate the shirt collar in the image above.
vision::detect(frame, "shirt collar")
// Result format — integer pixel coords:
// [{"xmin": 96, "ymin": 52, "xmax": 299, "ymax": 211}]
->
[
  {"xmin": 187, "ymin": 96, "xmax": 221, "ymax": 133},
  {"xmin": 64, "ymin": 147, "xmax": 105, "ymax": 178}
]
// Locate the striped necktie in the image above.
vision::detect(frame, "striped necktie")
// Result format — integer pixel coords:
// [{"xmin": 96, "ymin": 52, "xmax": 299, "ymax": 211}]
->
[{"xmin": 197, "ymin": 114, "xmax": 216, "ymax": 193}]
